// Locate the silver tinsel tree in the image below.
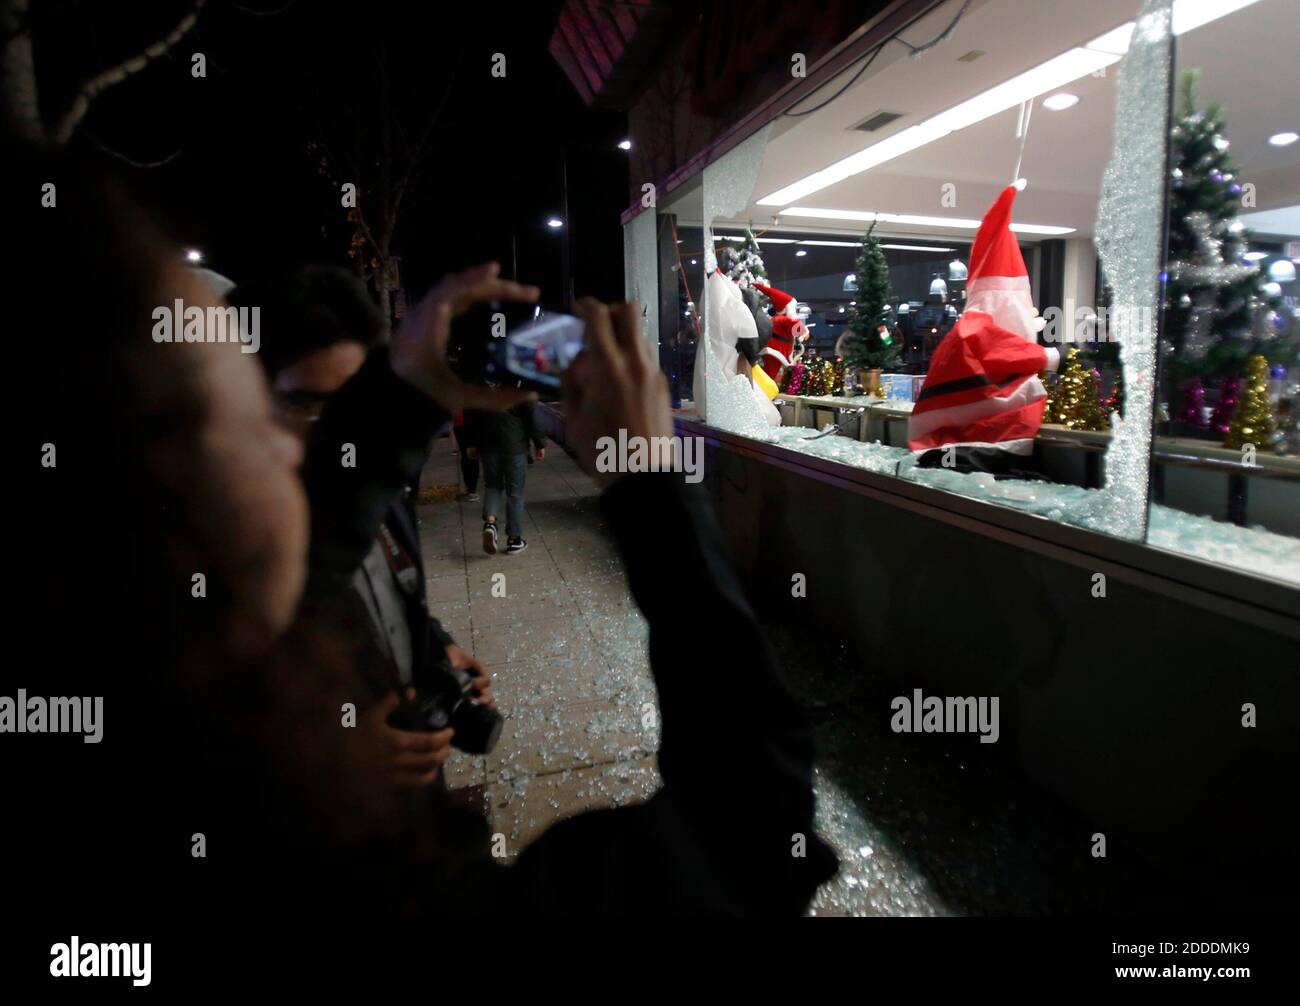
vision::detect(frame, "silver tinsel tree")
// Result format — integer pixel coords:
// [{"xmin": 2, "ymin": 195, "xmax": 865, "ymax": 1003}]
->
[{"xmin": 723, "ymin": 227, "xmax": 768, "ymax": 290}]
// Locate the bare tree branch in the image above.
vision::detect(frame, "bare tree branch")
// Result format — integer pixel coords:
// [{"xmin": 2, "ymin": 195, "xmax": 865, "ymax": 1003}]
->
[
  {"xmin": 222, "ymin": 0, "xmax": 295, "ymax": 15},
  {"xmin": 50, "ymin": 0, "xmax": 208, "ymax": 145},
  {"xmin": 386, "ymin": 69, "xmax": 455, "ymax": 232},
  {"xmin": 90, "ymin": 135, "xmax": 184, "ymax": 167}
]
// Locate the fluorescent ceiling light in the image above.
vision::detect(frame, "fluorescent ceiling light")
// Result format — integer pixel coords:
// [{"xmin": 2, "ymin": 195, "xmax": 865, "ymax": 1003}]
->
[
  {"xmin": 1172, "ymin": 0, "xmax": 1261, "ymax": 36},
  {"xmin": 757, "ymin": 0, "xmax": 1261, "ymax": 208},
  {"xmin": 1089, "ymin": 0, "xmax": 1263, "ymax": 55},
  {"xmin": 1085, "ymin": 22, "xmax": 1136, "ymax": 55},
  {"xmin": 758, "ymin": 49, "xmax": 1116, "ymax": 205},
  {"xmin": 926, "ymin": 46, "xmax": 1117, "ymax": 134},
  {"xmin": 797, "ymin": 239, "xmax": 860, "ymax": 247},
  {"xmin": 1268, "ymin": 131, "xmax": 1299, "ymax": 147},
  {"xmin": 881, "ymin": 244, "xmax": 954, "ymax": 252},
  {"xmin": 758, "ymin": 123, "xmax": 948, "ymax": 204},
  {"xmin": 781, "ymin": 206, "xmax": 1074, "ymax": 235},
  {"xmin": 1042, "ymin": 93, "xmax": 1080, "ymax": 111},
  {"xmin": 1242, "ymin": 251, "xmax": 1268, "ymax": 261},
  {"xmin": 713, "ymin": 234, "xmax": 798, "ymax": 243}
]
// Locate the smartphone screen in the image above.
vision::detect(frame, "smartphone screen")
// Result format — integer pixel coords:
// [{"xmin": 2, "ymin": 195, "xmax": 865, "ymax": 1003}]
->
[{"xmin": 491, "ymin": 312, "xmax": 585, "ymax": 389}]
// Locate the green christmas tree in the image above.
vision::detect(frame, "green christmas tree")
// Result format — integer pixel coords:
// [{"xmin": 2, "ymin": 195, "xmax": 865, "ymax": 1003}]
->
[
  {"xmin": 1164, "ymin": 71, "xmax": 1282, "ymax": 383},
  {"xmin": 841, "ymin": 222, "xmax": 901, "ymax": 371}
]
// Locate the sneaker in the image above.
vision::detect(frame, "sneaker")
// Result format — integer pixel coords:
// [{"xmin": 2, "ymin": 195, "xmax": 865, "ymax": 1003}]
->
[
  {"xmin": 462, "ymin": 491, "xmax": 479, "ymax": 502},
  {"xmin": 482, "ymin": 521, "xmax": 498, "ymax": 554},
  {"xmin": 505, "ymin": 537, "xmax": 528, "ymax": 555}
]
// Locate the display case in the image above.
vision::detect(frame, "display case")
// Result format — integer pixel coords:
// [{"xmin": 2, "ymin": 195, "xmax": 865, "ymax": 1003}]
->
[{"xmin": 626, "ymin": 0, "xmax": 1300, "ymax": 591}]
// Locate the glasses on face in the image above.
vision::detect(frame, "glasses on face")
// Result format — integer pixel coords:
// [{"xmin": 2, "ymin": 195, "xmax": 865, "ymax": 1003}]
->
[{"xmin": 274, "ymin": 389, "xmax": 334, "ymax": 427}]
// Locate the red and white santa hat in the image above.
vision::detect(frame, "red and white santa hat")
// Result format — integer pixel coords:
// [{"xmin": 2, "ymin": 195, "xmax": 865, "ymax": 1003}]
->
[
  {"xmin": 908, "ymin": 184, "xmax": 1061, "ymax": 455},
  {"xmin": 753, "ymin": 282, "xmax": 799, "ymax": 317}
]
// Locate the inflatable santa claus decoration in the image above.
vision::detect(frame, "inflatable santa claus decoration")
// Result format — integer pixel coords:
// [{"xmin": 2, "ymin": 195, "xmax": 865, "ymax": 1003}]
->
[
  {"xmin": 752, "ymin": 282, "xmax": 809, "ymax": 383},
  {"xmin": 908, "ymin": 183, "xmax": 1061, "ymax": 462}
]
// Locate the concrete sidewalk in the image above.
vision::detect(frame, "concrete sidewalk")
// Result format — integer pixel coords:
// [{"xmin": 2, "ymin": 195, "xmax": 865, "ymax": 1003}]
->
[{"xmin": 417, "ymin": 432, "xmax": 662, "ymax": 858}]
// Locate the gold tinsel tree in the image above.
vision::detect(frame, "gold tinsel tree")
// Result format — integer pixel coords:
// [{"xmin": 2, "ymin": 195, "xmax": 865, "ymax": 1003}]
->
[
  {"xmin": 832, "ymin": 356, "xmax": 847, "ymax": 396},
  {"xmin": 1048, "ymin": 348, "xmax": 1109, "ymax": 431},
  {"xmin": 1223, "ymin": 354, "xmax": 1275, "ymax": 450},
  {"xmin": 1040, "ymin": 370, "xmax": 1057, "ymax": 422}
]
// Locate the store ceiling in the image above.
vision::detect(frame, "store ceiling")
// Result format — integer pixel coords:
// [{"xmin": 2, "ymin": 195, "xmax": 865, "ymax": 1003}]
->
[{"xmin": 707, "ymin": 0, "xmax": 1300, "ymax": 243}]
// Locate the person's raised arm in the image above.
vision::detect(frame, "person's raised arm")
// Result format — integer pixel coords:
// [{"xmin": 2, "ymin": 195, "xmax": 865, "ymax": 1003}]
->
[
  {"xmin": 508, "ymin": 301, "xmax": 835, "ymax": 914},
  {"xmin": 303, "ymin": 263, "xmax": 538, "ymax": 576}
]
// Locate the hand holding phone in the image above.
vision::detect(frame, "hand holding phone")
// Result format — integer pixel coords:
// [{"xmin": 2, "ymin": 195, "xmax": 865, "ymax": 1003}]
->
[{"xmin": 490, "ymin": 312, "xmax": 585, "ymax": 390}]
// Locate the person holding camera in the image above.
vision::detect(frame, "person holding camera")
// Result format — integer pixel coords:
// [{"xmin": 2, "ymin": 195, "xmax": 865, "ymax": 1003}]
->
[
  {"xmin": 230, "ymin": 266, "xmax": 500, "ymax": 789},
  {"xmin": 302, "ymin": 266, "xmax": 837, "ymax": 913}
]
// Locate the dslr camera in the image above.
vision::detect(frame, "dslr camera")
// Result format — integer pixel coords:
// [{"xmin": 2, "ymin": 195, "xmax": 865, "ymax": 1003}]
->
[{"xmin": 389, "ymin": 657, "xmax": 503, "ymax": 755}]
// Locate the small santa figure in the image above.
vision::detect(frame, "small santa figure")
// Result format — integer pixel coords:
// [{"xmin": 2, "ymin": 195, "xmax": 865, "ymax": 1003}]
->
[
  {"xmin": 753, "ymin": 282, "xmax": 809, "ymax": 383},
  {"xmin": 908, "ymin": 183, "xmax": 1061, "ymax": 469}
]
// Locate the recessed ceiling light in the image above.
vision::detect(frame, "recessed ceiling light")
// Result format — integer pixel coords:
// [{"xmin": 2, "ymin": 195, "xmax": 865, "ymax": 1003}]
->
[
  {"xmin": 618, "ymin": 139, "xmax": 633, "ymax": 151},
  {"xmin": 185, "ymin": 249, "xmax": 203, "ymax": 263},
  {"xmin": 1243, "ymin": 251, "xmax": 1268, "ymax": 261},
  {"xmin": 1268, "ymin": 131, "xmax": 1299, "ymax": 147},
  {"xmin": 1042, "ymin": 93, "xmax": 1079, "ymax": 111},
  {"xmin": 795, "ymin": 249, "xmax": 808, "ymax": 257},
  {"xmin": 547, "ymin": 218, "xmax": 563, "ymax": 229}
]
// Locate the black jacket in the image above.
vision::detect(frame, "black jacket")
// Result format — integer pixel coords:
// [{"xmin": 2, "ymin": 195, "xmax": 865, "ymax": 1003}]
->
[
  {"xmin": 463, "ymin": 401, "xmax": 544, "ymax": 456},
  {"xmin": 301, "ymin": 348, "xmax": 456, "ymax": 697},
  {"xmin": 305, "ymin": 349, "xmax": 837, "ymax": 915}
]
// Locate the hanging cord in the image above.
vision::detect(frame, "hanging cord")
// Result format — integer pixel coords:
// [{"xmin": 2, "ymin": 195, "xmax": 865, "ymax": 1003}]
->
[
  {"xmin": 668, "ymin": 215, "xmax": 703, "ymax": 343},
  {"xmin": 783, "ymin": 0, "xmax": 972, "ymax": 117},
  {"xmin": 1011, "ymin": 97, "xmax": 1034, "ymax": 185},
  {"xmin": 783, "ymin": 45, "xmax": 884, "ymax": 118},
  {"xmin": 894, "ymin": 0, "xmax": 973, "ymax": 58}
]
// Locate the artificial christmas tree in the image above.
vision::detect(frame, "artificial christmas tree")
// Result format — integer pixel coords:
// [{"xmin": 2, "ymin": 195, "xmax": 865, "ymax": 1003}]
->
[
  {"xmin": 805, "ymin": 355, "xmax": 836, "ymax": 397},
  {"xmin": 841, "ymin": 222, "xmax": 901, "ymax": 374},
  {"xmin": 1210, "ymin": 377, "xmax": 1241, "ymax": 435},
  {"xmin": 721, "ymin": 228, "xmax": 769, "ymax": 290},
  {"xmin": 1040, "ymin": 370, "xmax": 1057, "ymax": 422},
  {"xmin": 1223, "ymin": 355, "xmax": 1275, "ymax": 450},
  {"xmin": 1164, "ymin": 71, "xmax": 1282, "ymax": 382},
  {"xmin": 1103, "ymin": 371, "xmax": 1126, "ymax": 419},
  {"xmin": 1175, "ymin": 376, "xmax": 1207, "ymax": 427},
  {"xmin": 1048, "ymin": 348, "xmax": 1109, "ymax": 431},
  {"xmin": 782, "ymin": 359, "xmax": 807, "ymax": 396}
]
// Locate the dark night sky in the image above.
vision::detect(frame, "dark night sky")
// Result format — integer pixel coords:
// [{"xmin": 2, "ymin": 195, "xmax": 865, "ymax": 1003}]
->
[{"xmin": 34, "ymin": 0, "xmax": 630, "ymax": 304}]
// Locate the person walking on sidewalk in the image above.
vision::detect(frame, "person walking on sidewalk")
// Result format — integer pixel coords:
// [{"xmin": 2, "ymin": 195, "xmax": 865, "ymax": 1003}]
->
[
  {"xmin": 465, "ymin": 398, "xmax": 545, "ymax": 555},
  {"xmin": 451, "ymin": 409, "xmax": 480, "ymax": 502}
]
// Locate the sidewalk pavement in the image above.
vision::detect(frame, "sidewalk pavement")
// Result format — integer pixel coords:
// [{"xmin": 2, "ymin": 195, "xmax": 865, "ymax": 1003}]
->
[{"xmin": 417, "ymin": 432, "xmax": 662, "ymax": 859}]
